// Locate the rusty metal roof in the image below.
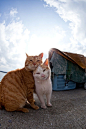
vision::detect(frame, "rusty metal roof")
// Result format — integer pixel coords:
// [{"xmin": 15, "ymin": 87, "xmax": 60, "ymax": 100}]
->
[{"xmin": 49, "ymin": 48, "xmax": 86, "ymax": 69}]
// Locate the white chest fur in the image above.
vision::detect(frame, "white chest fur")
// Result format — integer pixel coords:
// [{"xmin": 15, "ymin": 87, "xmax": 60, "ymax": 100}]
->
[{"xmin": 35, "ymin": 78, "xmax": 52, "ymax": 95}]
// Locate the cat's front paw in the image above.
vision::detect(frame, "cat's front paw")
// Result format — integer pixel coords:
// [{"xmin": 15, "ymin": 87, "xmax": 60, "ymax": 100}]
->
[
  {"xmin": 30, "ymin": 104, "xmax": 39, "ymax": 110},
  {"xmin": 47, "ymin": 103, "xmax": 52, "ymax": 107},
  {"xmin": 41, "ymin": 105, "xmax": 47, "ymax": 109}
]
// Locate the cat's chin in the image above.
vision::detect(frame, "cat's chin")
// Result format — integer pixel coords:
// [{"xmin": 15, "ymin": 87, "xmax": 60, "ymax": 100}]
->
[
  {"xmin": 25, "ymin": 66, "xmax": 36, "ymax": 71},
  {"xmin": 30, "ymin": 65, "xmax": 38, "ymax": 70},
  {"xmin": 30, "ymin": 68, "xmax": 35, "ymax": 70}
]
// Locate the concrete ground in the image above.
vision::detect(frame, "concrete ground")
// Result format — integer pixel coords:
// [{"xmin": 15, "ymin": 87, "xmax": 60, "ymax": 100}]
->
[{"xmin": 0, "ymin": 88, "xmax": 86, "ymax": 129}]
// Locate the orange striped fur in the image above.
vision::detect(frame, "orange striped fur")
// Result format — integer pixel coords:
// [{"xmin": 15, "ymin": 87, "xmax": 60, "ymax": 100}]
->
[{"xmin": 0, "ymin": 53, "xmax": 43, "ymax": 112}]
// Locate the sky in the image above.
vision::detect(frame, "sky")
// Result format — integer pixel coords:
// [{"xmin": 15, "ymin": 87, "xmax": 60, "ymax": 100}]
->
[{"xmin": 0, "ymin": 0, "xmax": 86, "ymax": 80}]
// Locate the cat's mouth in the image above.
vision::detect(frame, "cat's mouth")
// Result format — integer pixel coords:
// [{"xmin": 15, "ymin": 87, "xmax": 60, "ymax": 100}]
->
[
  {"xmin": 32, "ymin": 65, "xmax": 38, "ymax": 70},
  {"xmin": 41, "ymin": 76, "xmax": 48, "ymax": 80}
]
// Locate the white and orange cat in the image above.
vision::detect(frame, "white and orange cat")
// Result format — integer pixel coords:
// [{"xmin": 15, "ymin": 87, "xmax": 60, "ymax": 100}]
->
[
  {"xmin": 33, "ymin": 59, "xmax": 52, "ymax": 109},
  {"xmin": 0, "ymin": 53, "xmax": 43, "ymax": 112}
]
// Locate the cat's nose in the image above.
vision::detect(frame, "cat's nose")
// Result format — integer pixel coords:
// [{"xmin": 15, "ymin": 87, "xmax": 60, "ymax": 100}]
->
[
  {"xmin": 41, "ymin": 74, "xmax": 45, "ymax": 77},
  {"xmin": 33, "ymin": 63, "xmax": 36, "ymax": 66}
]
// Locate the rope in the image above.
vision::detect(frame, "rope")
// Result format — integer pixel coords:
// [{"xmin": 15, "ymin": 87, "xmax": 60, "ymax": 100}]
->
[{"xmin": 0, "ymin": 71, "xmax": 7, "ymax": 73}]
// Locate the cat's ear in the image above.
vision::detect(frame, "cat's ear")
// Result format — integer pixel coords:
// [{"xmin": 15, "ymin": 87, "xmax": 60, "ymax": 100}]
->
[
  {"xmin": 39, "ymin": 53, "xmax": 43, "ymax": 58},
  {"xmin": 26, "ymin": 53, "xmax": 28, "ymax": 57},
  {"xmin": 44, "ymin": 59, "xmax": 48, "ymax": 66}
]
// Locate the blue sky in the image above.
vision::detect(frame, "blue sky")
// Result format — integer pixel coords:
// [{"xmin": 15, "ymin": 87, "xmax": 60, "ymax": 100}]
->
[{"xmin": 0, "ymin": 0, "xmax": 86, "ymax": 79}]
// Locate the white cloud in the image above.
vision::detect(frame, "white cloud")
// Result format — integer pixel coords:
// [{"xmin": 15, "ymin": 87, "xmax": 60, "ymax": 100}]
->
[
  {"xmin": 10, "ymin": 8, "xmax": 18, "ymax": 17},
  {"xmin": 0, "ymin": 12, "xmax": 30, "ymax": 80},
  {"xmin": 1, "ymin": 1, "xmax": 86, "ymax": 79},
  {"xmin": 44, "ymin": 0, "xmax": 86, "ymax": 55},
  {"xmin": 0, "ymin": 57, "xmax": 7, "ymax": 64}
]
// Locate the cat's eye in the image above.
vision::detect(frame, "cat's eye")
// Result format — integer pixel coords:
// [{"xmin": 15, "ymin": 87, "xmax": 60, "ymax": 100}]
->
[
  {"xmin": 37, "ymin": 60, "xmax": 40, "ymax": 62},
  {"xmin": 43, "ymin": 69, "xmax": 46, "ymax": 72},
  {"xmin": 36, "ymin": 73, "xmax": 40, "ymax": 74},
  {"xmin": 30, "ymin": 60, "xmax": 33, "ymax": 62}
]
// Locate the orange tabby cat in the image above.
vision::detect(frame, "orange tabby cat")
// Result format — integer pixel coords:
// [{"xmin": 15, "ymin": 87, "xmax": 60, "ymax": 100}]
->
[{"xmin": 0, "ymin": 53, "xmax": 43, "ymax": 112}]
